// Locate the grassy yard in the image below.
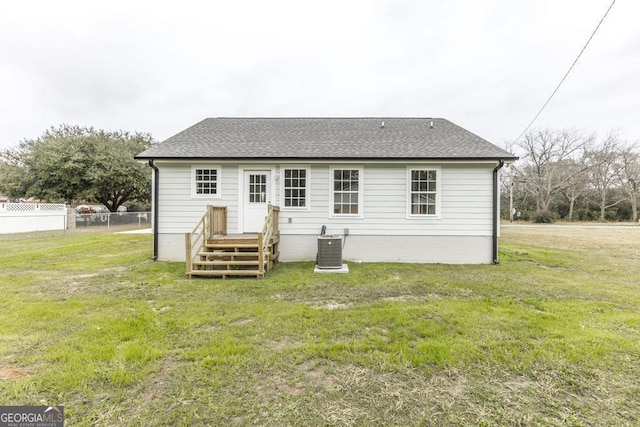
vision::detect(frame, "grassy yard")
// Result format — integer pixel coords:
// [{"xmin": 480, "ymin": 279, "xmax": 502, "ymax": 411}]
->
[{"xmin": 1, "ymin": 227, "xmax": 639, "ymax": 425}]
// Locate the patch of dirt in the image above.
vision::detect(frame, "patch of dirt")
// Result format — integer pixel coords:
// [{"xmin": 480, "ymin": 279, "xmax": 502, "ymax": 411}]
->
[
  {"xmin": 231, "ymin": 318, "xmax": 254, "ymax": 325},
  {"xmin": 382, "ymin": 294, "xmax": 441, "ymax": 302},
  {"xmin": 266, "ymin": 337, "xmax": 296, "ymax": 350},
  {"xmin": 296, "ymin": 359, "xmax": 334, "ymax": 387},
  {"xmin": 0, "ymin": 366, "xmax": 28, "ymax": 380},
  {"xmin": 146, "ymin": 300, "xmax": 171, "ymax": 313},
  {"xmin": 197, "ymin": 322, "xmax": 222, "ymax": 331},
  {"xmin": 306, "ymin": 301, "xmax": 354, "ymax": 310},
  {"xmin": 29, "ymin": 267, "xmax": 130, "ymax": 295},
  {"xmin": 141, "ymin": 359, "xmax": 176, "ymax": 401},
  {"xmin": 70, "ymin": 273, "xmax": 99, "ymax": 280},
  {"xmin": 103, "ymin": 267, "xmax": 128, "ymax": 273}
]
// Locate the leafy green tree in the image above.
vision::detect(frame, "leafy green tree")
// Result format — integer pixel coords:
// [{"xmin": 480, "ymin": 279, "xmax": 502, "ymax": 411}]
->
[{"xmin": 0, "ymin": 124, "xmax": 154, "ymax": 211}]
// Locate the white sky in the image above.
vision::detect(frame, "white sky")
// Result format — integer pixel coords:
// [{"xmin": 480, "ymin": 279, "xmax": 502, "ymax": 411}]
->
[{"xmin": 1, "ymin": 0, "xmax": 638, "ymax": 151}]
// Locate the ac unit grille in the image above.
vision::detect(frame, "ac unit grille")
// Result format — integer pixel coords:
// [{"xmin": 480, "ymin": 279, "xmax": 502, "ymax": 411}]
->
[{"xmin": 317, "ymin": 235, "xmax": 342, "ymax": 268}]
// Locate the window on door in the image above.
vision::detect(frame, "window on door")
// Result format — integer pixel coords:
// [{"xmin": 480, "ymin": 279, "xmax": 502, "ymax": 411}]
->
[{"xmin": 248, "ymin": 174, "xmax": 267, "ymax": 203}]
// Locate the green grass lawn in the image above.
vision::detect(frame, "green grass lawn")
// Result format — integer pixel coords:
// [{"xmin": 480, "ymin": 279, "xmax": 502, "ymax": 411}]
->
[{"xmin": 1, "ymin": 229, "xmax": 639, "ymax": 425}]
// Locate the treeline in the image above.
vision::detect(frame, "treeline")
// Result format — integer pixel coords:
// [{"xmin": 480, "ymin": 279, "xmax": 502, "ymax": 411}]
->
[{"xmin": 501, "ymin": 129, "xmax": 640, "ymax": 223}]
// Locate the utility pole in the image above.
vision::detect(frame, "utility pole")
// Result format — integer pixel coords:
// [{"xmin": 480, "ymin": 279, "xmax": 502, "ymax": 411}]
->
[{"xmin": 509, "ymin": 179, "xmax": 514, "ymax": 223}]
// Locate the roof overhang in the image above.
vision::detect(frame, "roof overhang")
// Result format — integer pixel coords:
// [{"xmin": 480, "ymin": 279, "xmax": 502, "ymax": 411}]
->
[{"xmin": 135, "ymin": 156, "xmax": 519, "ymax": 162}]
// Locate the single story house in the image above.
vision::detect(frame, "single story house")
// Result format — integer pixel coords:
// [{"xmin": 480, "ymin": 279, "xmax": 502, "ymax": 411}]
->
[{"xmin": 135, "ymin": 117, "xmax": 517, "ymax": 272}]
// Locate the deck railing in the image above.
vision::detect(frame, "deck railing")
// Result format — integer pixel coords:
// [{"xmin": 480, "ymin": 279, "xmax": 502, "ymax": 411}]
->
[
  {"xmin": 259, "ymin": 204, "xmax": 280, "ymax": 275},
  {"xmin": 185, "ymin": 204, "xmax": 279, "ymax": 278},
  {"xmin": 185, "ymin": 206, "xmax": 227, "ymax": 277}
]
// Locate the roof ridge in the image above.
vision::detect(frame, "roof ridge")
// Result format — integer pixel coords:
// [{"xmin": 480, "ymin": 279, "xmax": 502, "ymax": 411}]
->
[{"xmin": 209, "ymin": 117, "xmax": 443, "ymax": 120}]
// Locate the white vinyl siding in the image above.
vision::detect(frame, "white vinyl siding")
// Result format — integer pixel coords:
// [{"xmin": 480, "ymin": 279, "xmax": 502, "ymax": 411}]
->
[
  {"xmin": 156, "ymin": 162, "xmax": 494, "ymax": 239},
  {"xmin": 273, "ymin": 163, "xmax": 494, "ymax": 237},
  {"xmin": 158, "ymin": 162, "xmax": 238, "ymax": 234}
]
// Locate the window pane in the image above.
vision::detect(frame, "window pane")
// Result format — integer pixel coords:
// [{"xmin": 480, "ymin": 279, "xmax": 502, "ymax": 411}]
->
[
  {"xmin": 195, "ymin": 169, "xmax": 218, "ymax": 195},
  {"xmin": 333, "ymin": 169, "xmax": 360, "ymax": 215},
  {"xmin": 284, "ymin": 169, "xmax": 307, "ymax": 208},
  {"xmin": 410, "ymin": 169, "xmax": 436, "ymax": 215}
]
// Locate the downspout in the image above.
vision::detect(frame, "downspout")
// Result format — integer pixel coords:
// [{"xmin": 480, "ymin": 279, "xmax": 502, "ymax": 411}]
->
[
  {"xmin": 492, "ymin": 160, "xmax": 505, "ymax": 264},
  {"xmin": 148, "ymin": 160, "xmax": 159, "ymax": 260}
]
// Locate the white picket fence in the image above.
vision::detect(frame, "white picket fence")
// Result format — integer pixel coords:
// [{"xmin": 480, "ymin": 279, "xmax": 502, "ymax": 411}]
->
[{"xmin": 0, "ymin": 203, "xmax": 67, "ymax": 234}]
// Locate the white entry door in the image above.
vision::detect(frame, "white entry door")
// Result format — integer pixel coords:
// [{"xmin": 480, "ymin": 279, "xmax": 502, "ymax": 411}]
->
[{"xmin": 243, "ymin": 170, "xmax": 270, "ymax": 233}]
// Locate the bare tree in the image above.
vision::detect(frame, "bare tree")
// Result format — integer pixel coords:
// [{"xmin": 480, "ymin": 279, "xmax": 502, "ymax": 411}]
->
[
  {"xmin": 560, "ymin": 158, "xmax": 591, "ymax": 222},
  {"xmin": 516, "ymin": 129, "xmax": 593, "ymax": 213},
  {"xmin": 586, "ymin": 132, "xmax": 624, "ymax": 221},
  {"xmin": 615, "ymin": 143, "xmax": 640, "ymax": 222}
]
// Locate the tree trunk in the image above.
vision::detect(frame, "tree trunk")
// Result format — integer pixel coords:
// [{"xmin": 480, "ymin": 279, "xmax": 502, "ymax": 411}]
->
[
  {"xmin": 631, "ymin": 196, "xmax": 638, "ymax": 223},
  {"xmin": 600, "ymin": 193, "xmax": 607, "ymax": 222},
  {"xmin": 568, "ymin": 197, "xmax": 575, "ymax": 222}
]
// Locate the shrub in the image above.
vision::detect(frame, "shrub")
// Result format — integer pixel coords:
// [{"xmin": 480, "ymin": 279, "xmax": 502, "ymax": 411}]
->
[{"xmin": 532, "ymin": 211, "xmax": 554, "ymax": 223}]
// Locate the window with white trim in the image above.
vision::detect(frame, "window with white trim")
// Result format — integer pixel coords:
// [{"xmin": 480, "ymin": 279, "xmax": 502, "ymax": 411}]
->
[
  {"xmin": 283, "ymin": 168, "xmax": 307, "ymax": 208},
  {"xmin": 191, "ymin": 166, "xmax": 221, "ymax": 198},
  {"xmin": 409, "ymin": 169, "xmax": 438, "ymax": 215},
  {"xmin": 332, "ymin": 168, "xmax": 361, "ymax": 215}
]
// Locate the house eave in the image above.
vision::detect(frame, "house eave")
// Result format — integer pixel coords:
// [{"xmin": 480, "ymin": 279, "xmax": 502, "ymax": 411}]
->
[{"xmin": 134, "ymin": 155, "xmax": 519, "ymax": 163}]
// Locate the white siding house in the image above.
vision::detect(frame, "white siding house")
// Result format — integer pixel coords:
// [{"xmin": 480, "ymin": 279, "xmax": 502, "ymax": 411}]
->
[{"xmin": 136, "ymin": 118, "xmax": 517, "ymax": 264}]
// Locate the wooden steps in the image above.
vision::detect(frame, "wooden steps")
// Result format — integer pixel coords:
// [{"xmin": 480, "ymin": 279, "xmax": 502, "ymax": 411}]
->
[
  {"xmin": 185, "ymin": 205, "xmax": 280, "ymax": 279},
  {"xmin": 186, "ymin": 269, "xmax": 263, "ymax": 277},
  {"xmin": 187, "ymin": 233, "xmax": 280, "ymax": 279}
]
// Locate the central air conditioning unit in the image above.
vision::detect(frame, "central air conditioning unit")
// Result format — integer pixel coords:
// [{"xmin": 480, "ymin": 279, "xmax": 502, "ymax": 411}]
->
[{"xmin": 317, "ymin": 235, "xmax": 343, "ymax": 268}]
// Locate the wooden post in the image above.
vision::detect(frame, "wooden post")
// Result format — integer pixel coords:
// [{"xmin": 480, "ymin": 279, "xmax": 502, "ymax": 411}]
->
[
  {"xmin": 185, "ymin": 232, "xmax": 192, "ymax": 278},
  {"xmin": 257, "ymin": 233, "xmax": 264, "ymax": 278},
  {"xmin": 221, "ymin": 207, "xmax": 227, "ymax": 235},
  {"xmin": 272, "ymin": 206, "xmax": 280, "ymax": 235},
  {"xmin": 207, "ymin": 205, "xmax": 213, "ymax": 238}
]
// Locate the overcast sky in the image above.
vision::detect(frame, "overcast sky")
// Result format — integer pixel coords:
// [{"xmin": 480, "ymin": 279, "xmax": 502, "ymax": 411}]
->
[{"xmin": 1, "ymin": 0, "xmax": 638, "ymax": 152}]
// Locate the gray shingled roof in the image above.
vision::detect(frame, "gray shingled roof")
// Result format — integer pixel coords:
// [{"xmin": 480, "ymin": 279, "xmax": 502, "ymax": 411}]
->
[{"xmin": 135, "ymin": 118, "xmax": 517, "ymax": 160}]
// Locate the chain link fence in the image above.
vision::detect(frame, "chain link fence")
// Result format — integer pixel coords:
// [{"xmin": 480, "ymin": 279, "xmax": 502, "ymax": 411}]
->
[
  {"xmin": 0, "ymin": 202, "xmax": 151, "ymax": 238},
  {"xmin": 72, "ymin": 211, "xmax": 151, "ymax": 233}
]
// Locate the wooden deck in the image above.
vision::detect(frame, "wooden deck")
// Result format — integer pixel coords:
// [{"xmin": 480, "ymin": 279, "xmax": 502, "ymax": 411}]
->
[{"xmin": 185, "ymin": 205, "xmax": 280, "ymax": 279}]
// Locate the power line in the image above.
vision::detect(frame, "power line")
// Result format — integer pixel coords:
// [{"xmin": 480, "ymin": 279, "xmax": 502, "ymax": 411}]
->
[{"xmin": 513, "ymin": 0, "xmax": 617, "ymax": 144}]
